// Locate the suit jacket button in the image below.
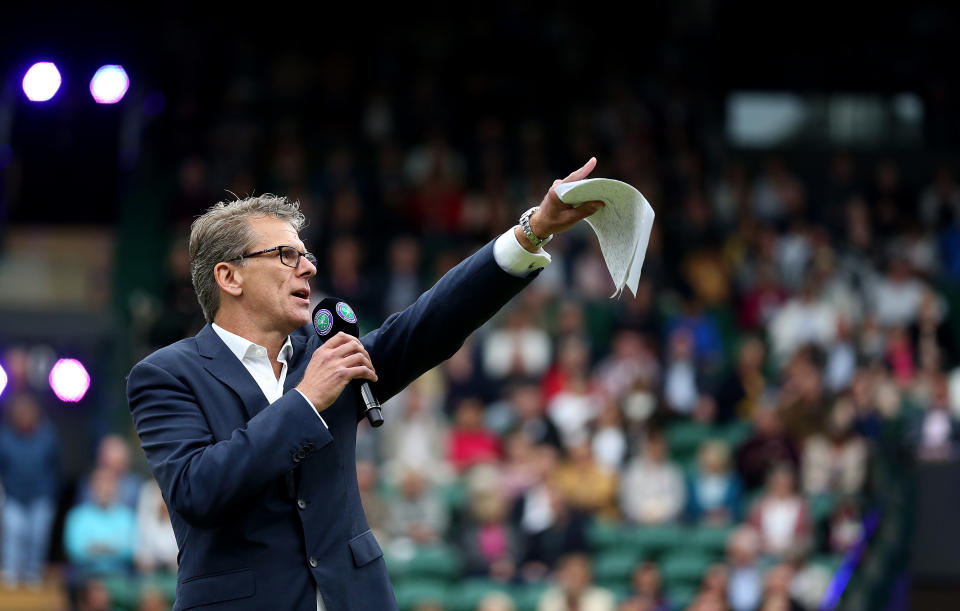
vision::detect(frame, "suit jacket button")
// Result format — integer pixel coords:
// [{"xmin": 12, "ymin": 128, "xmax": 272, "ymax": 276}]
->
[
  {"xmin": 297, "ymin": 499, "xmax": 307, "ymax": 510},
  {"xmin": 308, "ymin": 556, "xmax": 318, "ymax": 568},
  {"xmin": 295, "ymin": 450, "xmax": 306, "ymax": 460}
]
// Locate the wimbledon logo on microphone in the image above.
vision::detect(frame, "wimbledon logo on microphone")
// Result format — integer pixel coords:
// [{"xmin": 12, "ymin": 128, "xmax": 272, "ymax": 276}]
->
[
  {"xmin": 314, "ymin": 309, "xmax": 334, "ymax": 336},
  {"xmin": 336, "ymin": 302, "xmax": 357, "ymax": 324}
]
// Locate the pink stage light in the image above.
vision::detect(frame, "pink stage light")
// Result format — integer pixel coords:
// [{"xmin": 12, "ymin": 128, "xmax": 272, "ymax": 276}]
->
[
  {"xmin": 90, "ymin": 65, "xmax": 129, "ymax": 104},
  {"xmin": 49, "ymin": 358, "xmax": 90, "ymax": 402},
  {"xmin": 0, "ymin": 362, "xmax": 7, "ymax": 398}
]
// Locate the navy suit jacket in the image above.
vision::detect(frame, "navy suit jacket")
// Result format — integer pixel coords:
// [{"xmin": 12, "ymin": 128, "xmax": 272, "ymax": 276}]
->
[{"xmin": 126, "ymin": 239, "xmax": 537, "ymax": 610}]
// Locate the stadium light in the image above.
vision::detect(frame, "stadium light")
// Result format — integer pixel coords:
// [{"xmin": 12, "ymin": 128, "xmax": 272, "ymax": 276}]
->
[
  {"xmin": 90, "ymin": 65, "xmax": 129, "ymax": 104},
  {"xmin": 0, "ymin": 362, "xmax": 7, "ymax": 398},
  {"xmin": 22, "ymin": 62, "xmax": 62, "ymax": 102},
  {"xmin": 49, "ymin": 358, "xmax": 90, "ymax": 402}
]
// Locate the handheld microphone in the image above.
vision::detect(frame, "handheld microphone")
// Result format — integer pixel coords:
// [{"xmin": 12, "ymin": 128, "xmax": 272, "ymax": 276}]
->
[{"xmin": 312, "ymin": 298, "xmax": 384, "ymax": 427}]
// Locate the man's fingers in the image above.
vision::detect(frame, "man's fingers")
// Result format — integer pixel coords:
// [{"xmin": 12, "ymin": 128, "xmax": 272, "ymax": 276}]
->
[
  {"xmin": 343, "ymin": 365, "xmax": 378, "ymax": 383},
  {"xmin": 562, "ymin": 156, "xmax": 597, "ymax": 183}
]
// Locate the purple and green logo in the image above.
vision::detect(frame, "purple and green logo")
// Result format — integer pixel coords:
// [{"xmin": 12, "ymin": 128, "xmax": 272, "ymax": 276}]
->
[
  {"xmin": 314, "ymin": 309, "xmax": 333, "ymax": 335},
  {"xmin": 335, "ymin": 302, "xmax": 357, "ymax": 324}
]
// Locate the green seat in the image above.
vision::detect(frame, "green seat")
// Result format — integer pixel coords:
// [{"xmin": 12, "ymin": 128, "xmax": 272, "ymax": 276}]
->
[
  {"xmin": 688, "ymin": 524, "xmax": 735, "ymax": 557},
  {"xmin": 409, "ymin": 545, "xmax": 462, "ymax": 581},
  {"xmin": 593, "ymin": 549, "xmax": 642, "ymax": 588},
  {"xmin": 445, "ymin": 579, "xmax": 511, "ymax": 611},
  {"xmin": 587, "ymin": 519, "xmax": 636, "ymax": 551},
  {"xmin": 810, "ymin": 494, "xmax": 837, "ymax": 525},
  {"xmin": 513, "ymin": 582, "xmax": 550, "ymax": 611},
  {"xmin": 628, "ymin": 524, "xmax": 686, "ymax": 557},
  {"xmin": 102, "ymin": 575, "xmax": 140, "ymax": 611},
  {"xmin": 665, "ymin": 422, "xmax": 715, "ymax": 460},
  {"xmin": 811, "ymin": 553, "xmax": 843, "ymax": 575},
  {"xmin": 721, "ymin": 421, "xmax": 753, "ymax": 450},
  {"xmin": 666, "ymin": 584, "xmax": 698, "ymax": 609},
  {"xmin": 660, "ymin": 550, "xmax": 712, "ymax": 588},
  {"xmin": 387, "ymin": 545, "xmax": 462, "ymax": 582},
  {"xmin": 394, "ymin": 580, "xmax": 449, "ymax": 611}
]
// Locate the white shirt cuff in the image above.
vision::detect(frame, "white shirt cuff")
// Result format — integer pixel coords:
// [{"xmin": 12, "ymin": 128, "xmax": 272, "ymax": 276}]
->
[
  {"xmin": 295, "ymin": 389, "xmax": 328, "ymax": 429},
  {"xmin": 494, "ymin": 227, "xmax": 552, "ymax": 277}
]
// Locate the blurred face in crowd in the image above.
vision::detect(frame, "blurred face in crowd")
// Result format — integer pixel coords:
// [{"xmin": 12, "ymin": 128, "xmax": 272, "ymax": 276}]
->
[
  {"xmin": 767, "ymin": 466, "xmax": 796, "ymax": 499},
  {"xmin": 454, "ymin": 397, "xmax": 485, "ymax": 430},
  {"xmin": 222, "ymin": 216, "xmax": 316, "ymax": 335},
  {"xmin": 643, "ymin": 437, "xmax": 667, "ymax": 463},
  {"xmin": 98, "ymin": 435, "xmax": 132, "ymax": 474},
  {"xmin": 511, "ymin": 384, "xmax": 543, "ymax": 419},
  {"xmin": 699, "ymin": 442, "xmax": 729, "ymax": 475},
  {"xmin": 10, "ymin": 394, "xmax": 40, "ymax": 434},
  {"xmin": 558, "ymin": 554, "xmax": 592, "ymax": 596},
  {"xmin": 631, "ymin": 562, "xmax": 661, "ymax": 595},
  {"xmin": 91, "ymin": 469, "xmax": 119, "ymax": 509}
]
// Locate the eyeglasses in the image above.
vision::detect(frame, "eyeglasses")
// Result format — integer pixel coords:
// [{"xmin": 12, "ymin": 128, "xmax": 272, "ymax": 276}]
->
[{"xmin": 228, "ymin": 245, "xmax": 317, "ymax": 268}]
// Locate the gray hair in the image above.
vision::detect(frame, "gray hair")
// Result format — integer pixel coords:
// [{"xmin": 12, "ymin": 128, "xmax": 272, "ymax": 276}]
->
[{"xmin": 189, "ymin": 194, "xmax": 306, "ymax": 322}]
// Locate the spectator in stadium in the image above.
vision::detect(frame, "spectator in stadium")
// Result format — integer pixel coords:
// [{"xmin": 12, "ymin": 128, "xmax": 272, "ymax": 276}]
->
[
  {"xmin": 77, "ymin": 434, "xmax": 142, "ymax": 511},
  {"xmin": 383, "ymin": 379, "xmax": 450, "ymax": 484},
  {"xmin": 746, "ymin": 464, "xmax": 812, "ymax": 558},
  {"xmin": 380, "ymin": 235, "xmax": 422, "ymax": 319},
  {"xmin": 75, "ymin": 578, "xmax": 113, "ymax": 611},
  {"xmin": 552, "ymin": 440, "xmax": 619, "ymax": 519},
  {"xmin": 537, "ymin": 553, "xmax": 616, "ymax": 611},
  {"xmin": 592, "ymin": 401, "xmax": 629, "ymax": 470},
  {"xmin": 457, "ymin": 472, "xmax": 519, "ymax": 582},
  {"xmin": 715, "ymin": 336, "xmax": 768, "ymax": 424},
  {"xmin": 482, "ymin": 304, "xmax": 552, "ymax": 383},
  {"xmin": 801, "ymin": 395, "xmax": 868, "ymax": 496},
  {"xmin": 0, "ymin": 392, "xmax": 59, "ymax": 589},
  {"xmin": 620, "ymin": 432, "xmax": 686, "ymax": 525},
  {"xmin": 135, "ymin": 480, "xmax": 178, "ymax": 575},
  {"xmin": 448, "ymin": 396, "xmax": 501, "ymax": 473},
  {"xmin": 65, "ymin": 468, "xmax": 137, "ymax": 578},
  {"xmin": 686, "ymin": 440, "xmax": 744, "ymax": 525},
  {"xmin": 515, "ymin": 482, "xmax": 590, "ymax": 581},
  {"xmin": 508, "ymin": 381, "xmax": 563, "ymax": 450},
  {"xmin": 629, "ymin": 561, "xmax": 671, "ymax": 611},
  {"xmin": 726, "ymin": 527, "xmax": 764, "ymax": 611},
  {"xmin": 386, "ymin": 468, "xmax": 448, "ymax": 545}
]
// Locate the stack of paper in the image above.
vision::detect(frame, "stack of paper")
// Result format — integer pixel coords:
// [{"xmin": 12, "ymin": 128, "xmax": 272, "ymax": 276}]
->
[{"xmin": 554, "ymin": 178, "xmax": 655, "ymax": 298}]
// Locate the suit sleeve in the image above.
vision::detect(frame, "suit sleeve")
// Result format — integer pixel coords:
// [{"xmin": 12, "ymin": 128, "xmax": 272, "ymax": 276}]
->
[
  {"xmin": 361, "ymin": 238, "xmax": 538, "ymax": 404},
  {"xmin": 127, "ymin": 360, "xmax": 333, "ymax": 527}
]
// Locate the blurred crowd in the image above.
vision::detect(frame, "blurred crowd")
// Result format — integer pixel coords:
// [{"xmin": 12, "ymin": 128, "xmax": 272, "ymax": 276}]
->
[{"xmin": 4, "ymin": 61, "xmax": 960, "ymax": 610}]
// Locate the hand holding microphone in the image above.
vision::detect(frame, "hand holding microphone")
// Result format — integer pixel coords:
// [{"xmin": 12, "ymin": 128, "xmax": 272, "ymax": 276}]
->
[{"xmin": 296, "ymin": 298, "xmax": 384, "ymax": 427}]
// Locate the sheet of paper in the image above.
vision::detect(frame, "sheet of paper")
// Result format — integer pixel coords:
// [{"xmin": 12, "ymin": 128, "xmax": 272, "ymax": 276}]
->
[{"xmin": 554, "ymin": 178, "xmax": 655, "ymax": 298}]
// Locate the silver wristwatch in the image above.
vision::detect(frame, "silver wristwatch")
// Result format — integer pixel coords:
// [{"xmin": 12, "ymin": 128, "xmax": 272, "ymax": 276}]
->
[{"xmin": 519, "ymin": 206, "xmax": 553, "ymax": 249}]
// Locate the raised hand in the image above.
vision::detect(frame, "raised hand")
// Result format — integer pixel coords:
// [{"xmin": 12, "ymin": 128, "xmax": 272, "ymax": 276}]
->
[{"xmin": 529, "ymin": 157, "xmax": 606, "ymax": 237}]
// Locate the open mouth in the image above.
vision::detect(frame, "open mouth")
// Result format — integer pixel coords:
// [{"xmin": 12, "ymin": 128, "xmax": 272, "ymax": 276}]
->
[{"xmin": 291, "ymin": 289, "xmax": 310, "ymax": 302}]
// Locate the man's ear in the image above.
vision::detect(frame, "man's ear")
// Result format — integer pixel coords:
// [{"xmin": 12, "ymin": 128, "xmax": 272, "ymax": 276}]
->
[{"xmin": 214, "ymin": 262, "xmax": 243, "ymax": 297}]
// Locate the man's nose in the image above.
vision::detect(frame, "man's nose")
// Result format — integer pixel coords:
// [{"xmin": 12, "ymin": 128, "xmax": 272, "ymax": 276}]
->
[{"xmin": 298, "ymin": 256, "xmax": 317, "ymax": 278}]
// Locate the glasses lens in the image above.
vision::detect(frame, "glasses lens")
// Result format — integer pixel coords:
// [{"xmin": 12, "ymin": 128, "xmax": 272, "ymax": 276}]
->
[
  {"xmin": 279, "ymin": 246, "xmax": 299, "ymax": 267},
  {"xmin": 304, "ymin": 252, "xmax": 317, "ymax": 266}
]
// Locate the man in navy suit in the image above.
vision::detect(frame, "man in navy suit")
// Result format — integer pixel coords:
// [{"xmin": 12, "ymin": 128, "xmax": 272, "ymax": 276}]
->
[{"xmin": 126, "ymin": 159, "xmax": 604, "ymax": 610}]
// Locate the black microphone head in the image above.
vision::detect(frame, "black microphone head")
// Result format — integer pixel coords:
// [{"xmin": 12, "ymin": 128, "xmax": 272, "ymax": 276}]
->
[{"xmin": 312, "ymin": 297, "xmax": 360, "ymax": 340}]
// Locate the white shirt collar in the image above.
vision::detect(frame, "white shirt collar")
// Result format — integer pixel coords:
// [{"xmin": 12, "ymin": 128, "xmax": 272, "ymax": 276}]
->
[{"xmin": 211, "ymin": 323, "xmax": 293, "ymax": 363}]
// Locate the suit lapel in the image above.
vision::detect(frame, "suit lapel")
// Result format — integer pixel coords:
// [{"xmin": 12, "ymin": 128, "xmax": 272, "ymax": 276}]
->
[
  {"xmin": 196, "ymin": 324, "xmax": 269, "ymax": 421},
  {"xmin": 284, "ymin": 333, "xmax": 311, "ymax": 394}
]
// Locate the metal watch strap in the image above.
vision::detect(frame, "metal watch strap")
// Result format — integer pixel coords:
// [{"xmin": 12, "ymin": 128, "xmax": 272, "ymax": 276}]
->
[{"xmin": 519, "ymin": 206, "xmax": 553, "ymax": 249}]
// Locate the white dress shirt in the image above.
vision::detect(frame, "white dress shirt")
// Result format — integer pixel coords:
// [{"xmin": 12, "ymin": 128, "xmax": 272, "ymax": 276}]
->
[{"xmin": 210, "ymin": 226, "xmax": 548, "ymax": 610}]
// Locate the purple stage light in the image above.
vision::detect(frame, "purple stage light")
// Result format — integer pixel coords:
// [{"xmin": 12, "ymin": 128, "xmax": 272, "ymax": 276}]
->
[
  {"xmin": 22, "ymin": 62, "xmax": 62, "ymax": 102},
  {"xmin": 0, "ymin": 362, "xmax": 7, "ymax": 398},
  {"xmin": 90, "ymin": 65, "xmax": 129, "ymax": 104},
  {"xmin": 49, "ymin": 358, "xmax": 90, "ymax": 402}
]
